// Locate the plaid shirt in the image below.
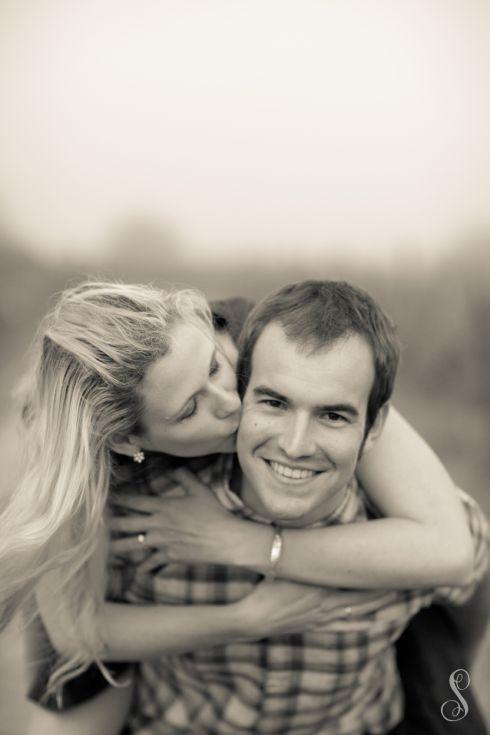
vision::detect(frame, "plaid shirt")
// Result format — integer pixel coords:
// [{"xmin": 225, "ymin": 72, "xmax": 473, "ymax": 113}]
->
[{"xmin": 108, "ymin": 454, "xmax": 488, "ymax": 735}]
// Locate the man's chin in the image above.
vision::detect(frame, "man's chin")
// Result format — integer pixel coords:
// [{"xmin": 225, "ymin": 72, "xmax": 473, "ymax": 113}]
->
[{"xmin": 257, "ymin": 498, "xmax": 315, "ymax": 525}]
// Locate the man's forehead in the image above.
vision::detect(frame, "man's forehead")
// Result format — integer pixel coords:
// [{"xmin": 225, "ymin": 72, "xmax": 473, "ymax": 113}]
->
[
  {"xmin": 249, "ymin": 322, "xmax": 375, "ymax": 404},
  {"xmin": 251, "ymin": 321, "xmax": 370, "ymax": 366}
]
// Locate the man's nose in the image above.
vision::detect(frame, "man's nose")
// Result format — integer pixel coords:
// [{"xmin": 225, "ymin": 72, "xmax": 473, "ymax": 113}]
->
[
  {"xmin": 277, "ymin": 414, "xmax": 316, "ymax": 459},
  {"xmin": 210, "ymin": 383, "xmax": 241, "ymax": 419}
]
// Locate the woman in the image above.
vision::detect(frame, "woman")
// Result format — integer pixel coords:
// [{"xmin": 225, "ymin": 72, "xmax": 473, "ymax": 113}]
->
[{"xmin": 0, "ymin": 280, "xmax": 479, "ymax": 733}]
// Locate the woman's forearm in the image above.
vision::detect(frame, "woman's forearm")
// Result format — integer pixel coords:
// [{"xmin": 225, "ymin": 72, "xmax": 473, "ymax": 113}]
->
[
  {"xmin": 97, "ymin": 602, "xmax": 247, "ymax": 660},
  {"xmin": 39, "ymin": 578, "xmax": 334, "ymax": 662},
  {"xmin": 356, "ymin": 405, "xmax": 473, "ymax": 583},
  {"xmin": 228, "ymin": 515, "xmax": 472, "ymax": 589}
]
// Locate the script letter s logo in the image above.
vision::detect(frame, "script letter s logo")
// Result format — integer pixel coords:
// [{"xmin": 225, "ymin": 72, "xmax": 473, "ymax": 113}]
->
[{"xmin": 440, "ymin": 668, "xmax": 470, "ymax": 722}]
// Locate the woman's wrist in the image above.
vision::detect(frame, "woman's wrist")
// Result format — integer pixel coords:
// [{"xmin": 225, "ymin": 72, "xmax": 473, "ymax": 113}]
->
[
  {"xmin": 231, "ymin": 594, "xmax": 268, "ymax": 641},
  {"xmin": 227, "ymin": 519, "xmax": 275, "ymax": 572}
]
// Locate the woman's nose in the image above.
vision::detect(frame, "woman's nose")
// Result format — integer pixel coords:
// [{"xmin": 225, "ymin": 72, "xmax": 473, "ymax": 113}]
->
[{"xmin": 212, "ymin": 385, "xmax": 241, "ymax": 419}]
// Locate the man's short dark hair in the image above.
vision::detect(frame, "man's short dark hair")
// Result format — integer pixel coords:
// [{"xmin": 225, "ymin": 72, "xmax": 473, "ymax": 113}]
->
[{"xmin": 237, "ymin": 280, "xmax": 400, "ymax": 434}]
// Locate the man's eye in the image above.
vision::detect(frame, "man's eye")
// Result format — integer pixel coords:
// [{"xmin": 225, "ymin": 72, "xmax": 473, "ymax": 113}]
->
[
  {"xmin": 179, "ymin": 398, "xmax": 198, "ymax": 421},
  {"xmin": 322, "ymin": 412, "xmax": 346, "ymax": 423},
  {"xmin": 261, "ymin": 399, "xmax": 284, "ymax": 409}
]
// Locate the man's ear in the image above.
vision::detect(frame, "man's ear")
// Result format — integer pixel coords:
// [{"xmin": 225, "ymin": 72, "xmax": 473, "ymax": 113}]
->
[
  {"xmin": 110, "ymin": 434, "xmax": 142, "ymax": 458},
  {"xmin": 362, "ymin": 402, "xmax": 390, "ymax": 455}
]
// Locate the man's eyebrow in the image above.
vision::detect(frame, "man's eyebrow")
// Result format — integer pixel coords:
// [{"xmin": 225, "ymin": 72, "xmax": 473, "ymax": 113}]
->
[
  {"xmin": 253, "ymin": 386, "xmax": 289, "ymax": 403},
  {"xmin": 167, "ymin": 348, "xmax": 217, "ymax": 420}
]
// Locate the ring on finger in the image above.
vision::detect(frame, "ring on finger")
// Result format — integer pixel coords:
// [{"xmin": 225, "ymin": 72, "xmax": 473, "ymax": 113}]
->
[{"xmin": 137, "ymin": 533, "xmax": 146, "ymax": 545}]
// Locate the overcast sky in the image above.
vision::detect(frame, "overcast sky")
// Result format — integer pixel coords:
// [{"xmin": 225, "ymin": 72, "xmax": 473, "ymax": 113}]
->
[{"xmin": 0, "ymin": 0, "xmax": 489, "ymax": 265}]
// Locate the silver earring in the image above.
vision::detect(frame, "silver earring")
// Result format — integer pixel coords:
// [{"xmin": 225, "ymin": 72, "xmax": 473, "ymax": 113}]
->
[{"xmin": 133, "ymin": 450, "xmax": 145, "ymax": 464}]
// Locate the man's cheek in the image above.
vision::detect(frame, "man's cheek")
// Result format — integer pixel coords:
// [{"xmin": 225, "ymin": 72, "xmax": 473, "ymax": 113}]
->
[
  {"xmin": 239, "ymin": 405, "xmax": 265, "ymax": 431},
  {"xmin": 238, "ymin": 419, "xmax": 261, "ymax": 447},
  {"xmin": 328, "ymin": 428, "xmax": 363, "ymax": 455},
  {"xmin": 245, "ymin": 415, "xmax": 277, "ymax": 444}
]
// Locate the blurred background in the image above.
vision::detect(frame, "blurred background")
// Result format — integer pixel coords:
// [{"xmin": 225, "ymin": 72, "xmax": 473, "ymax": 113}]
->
[{"xmin": 0, "ymin": 1, "xmax": 488, "ymax": 732}]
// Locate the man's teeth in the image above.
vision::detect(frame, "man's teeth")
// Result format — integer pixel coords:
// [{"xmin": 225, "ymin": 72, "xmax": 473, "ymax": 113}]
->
[{"xmin": 269, "ymin": 461, "xmax": 316, "ymax": 480}]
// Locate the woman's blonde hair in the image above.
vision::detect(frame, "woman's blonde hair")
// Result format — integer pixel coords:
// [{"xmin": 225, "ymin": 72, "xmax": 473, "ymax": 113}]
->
[{"xmin": 0, "ymin": 279, "xmax": 213, "ymax": 694}]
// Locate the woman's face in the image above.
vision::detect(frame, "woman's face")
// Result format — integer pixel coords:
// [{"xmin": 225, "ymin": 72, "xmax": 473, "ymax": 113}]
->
[{"xmin": 133, "ymin": 321, "xmax": 242, "ymax": 457}]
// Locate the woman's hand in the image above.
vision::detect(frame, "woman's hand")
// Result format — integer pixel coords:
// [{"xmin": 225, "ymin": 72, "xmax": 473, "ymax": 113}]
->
[
  {"xmin": 109, "ymin": 468, "xmax": 250, "ymax": 567},
  {"xmin": 235, "ymin": 580, "xmax": 399, "ymax": 639}
]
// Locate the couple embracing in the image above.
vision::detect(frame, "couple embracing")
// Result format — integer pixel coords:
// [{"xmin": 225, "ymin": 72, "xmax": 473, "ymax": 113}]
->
[{"xmin": 1, "ymin": 278, "xmax": 488, "ymax": 734}]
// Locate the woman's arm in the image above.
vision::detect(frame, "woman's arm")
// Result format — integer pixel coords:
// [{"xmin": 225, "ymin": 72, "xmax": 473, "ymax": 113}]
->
[
  {"xmin": 37, "ymin": 581, "xmax": 392, "ymax": 660},
  {"xmin": 111, "ymin": 406, "xmax": 474, "ymax": 589}
]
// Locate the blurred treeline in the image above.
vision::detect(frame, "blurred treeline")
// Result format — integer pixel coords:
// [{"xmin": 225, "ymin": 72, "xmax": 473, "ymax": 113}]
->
[{"xmin": 0, "ymin": 222, "xmax": 488, "ymax": 514}]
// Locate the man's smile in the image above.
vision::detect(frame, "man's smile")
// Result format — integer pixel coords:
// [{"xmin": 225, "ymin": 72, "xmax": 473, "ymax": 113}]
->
[{"xmin": 263, "ymin": 458, "xmax": 325, "ymax": 484}]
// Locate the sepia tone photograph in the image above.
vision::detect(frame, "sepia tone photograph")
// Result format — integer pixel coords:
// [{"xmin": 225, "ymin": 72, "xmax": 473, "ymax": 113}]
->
[{"xmin": 0, "ymin": 2, "xmax": 488, "ymax": 734}]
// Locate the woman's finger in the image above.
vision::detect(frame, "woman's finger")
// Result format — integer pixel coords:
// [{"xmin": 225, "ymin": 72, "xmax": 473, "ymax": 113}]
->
[
  {"xmin": 340, "ymin": 591, "xmax": 398, "ymax": 615},
  {"xmin": 110, "ymin": 536, "xmax": 146, "ymax": 553},
  {"xmin": 172, "ymin": 467, "xmax": 211, "ymax": 495},
  {"xmin": 110, "ymin": 530, "xmax": 163, "ymax": 554},
  {"xmin": 321, "ymin": 592, "xmax": 399, "ymax": 622},
  {"xmin": 109, "ymin": 515, "xmax": 153, "ymax": 532},
  {"xmin": 352, "ymin": 592, "xmax": 399, "ymax": 616},
  {"xmin": 138, "ymin": 550, "xmax": 169, "ymax": 573},
  {"xmin": 314, "ymin": 618, "xmax": 379, "ymax": 633},
  {"xmin": 111, "ymin": 494, "xmax": 161, "ymax": 513},
  {"xmin": 147, "ymin": 475, "xmax": 181, "ymax": 495}
]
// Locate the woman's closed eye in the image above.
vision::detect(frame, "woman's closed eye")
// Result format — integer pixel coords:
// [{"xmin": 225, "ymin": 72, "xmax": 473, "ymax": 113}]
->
[
  {"xmin": 209, "ymin": 355, "xmax": 221, "ymax": 377},
  {"xmin": 177, "ymin": 355, "xmax": 221, "ymax": 422},
  {"xmin": 179, "ymin": 397, "xmax": 199, "ymax": 422}
]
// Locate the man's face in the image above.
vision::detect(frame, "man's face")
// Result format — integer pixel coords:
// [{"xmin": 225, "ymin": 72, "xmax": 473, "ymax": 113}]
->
[{"xmin": 237, "ymin": 322, "xmax": 379, "ymax": 526}]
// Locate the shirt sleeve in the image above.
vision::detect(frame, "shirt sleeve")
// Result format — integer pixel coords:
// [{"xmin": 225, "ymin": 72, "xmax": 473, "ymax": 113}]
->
[
  {"xmin": 431, "ymin": 489, "xmax": 489, "ymax": 606},
  {"xmin": 25, "ymin": 606, "xmax": 130, "ymax": 711},
  {"xmin": 356, "ymin": 490, "xmax": 489, "ymax": 630}
]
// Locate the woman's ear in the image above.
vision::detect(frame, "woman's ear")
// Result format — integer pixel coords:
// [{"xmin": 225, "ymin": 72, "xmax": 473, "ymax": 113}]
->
[
  {"xmin": 362, "ymin": 402, "xmax": 390, "ymax": 455},
  {"xmin": 110, "ymin": 434, "xmax": 142, "ymax": 458}
]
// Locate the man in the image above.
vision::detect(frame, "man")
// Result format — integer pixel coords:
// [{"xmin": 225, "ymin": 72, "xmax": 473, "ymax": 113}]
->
[{"xmin": 123, "ymin": 280, "xmax": 487, "ymax": 734}]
